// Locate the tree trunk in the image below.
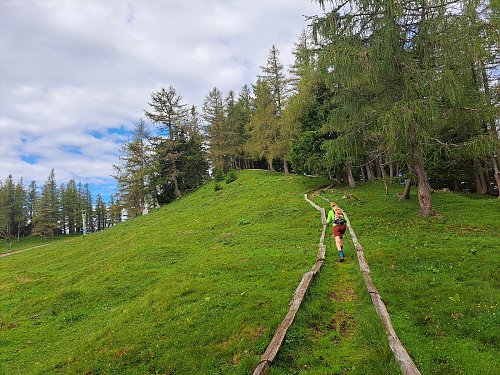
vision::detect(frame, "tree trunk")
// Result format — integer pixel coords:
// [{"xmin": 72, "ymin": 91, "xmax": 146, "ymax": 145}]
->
[
  {"xmin": 360, "ymin": 164, "xmax": 366, "ymax": 182},
  {"xmin": 378, "ymin": 157, "xmax": 389, "ymax": 195},
  {"xmin": 346, "ymin": 162, "xmax": 356, "ymax": 188},
  {"xmin": 480, "ymin": 59, "xmax": 500, "ymax": 197},
  {"xmin": 410, "ymin": 128, "xmax": 434, "ymax": 216},
  {"xmin": 389, "ymin": 162, "xmax": 394, "ymax": 178},
  {"xmin": 268, "ymin": 158, "xmax": 274, "ymax": 171},
  {"xmin": 375, "ymin": 158, "xmax": 383, "ymax": 178},
  {"xmin": 477, "ymin": 159, "xmax": 488, "ymax": 194},
  {"xmin": 283, "ymin": 159, "xmax": 289, "ymax": 175},
  {"xmin": 367, "ymin": 162, "xmax": 375, "ymax": 181},
  {"xmin": 403, "ymin": 178, "xmax": 412, "ymax": 200},
  {"xmin": 492, "ymin": 156, "xmax": 500, "ymax": 199},
  {"xmin": 483, "ymin": 157, "xmax": 491, "ymax": 193},
  {"xmin": 335, "ymin": 171, "xmax": 342, "ymax": 186},
  {"xmin": 474, "ymin": 159, "xmax": 484, "ymax": 193},
  {"xmin": 173, "ymin": 174, "xmax": 181, "ymax": 198}
]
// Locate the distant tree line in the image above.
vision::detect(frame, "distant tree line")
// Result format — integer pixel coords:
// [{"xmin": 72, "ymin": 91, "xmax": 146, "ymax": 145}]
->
[
  {"xmin": 116, "ymin": 0, "xmax": 498, "ymax": 218},
  {"xmin": 0, "ymin": 170, "xmax": 121, "ymax": 240}
]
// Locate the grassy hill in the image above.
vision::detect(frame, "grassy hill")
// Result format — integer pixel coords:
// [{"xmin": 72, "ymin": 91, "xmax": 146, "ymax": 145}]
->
[
  {"xmin": 1, "ymin": 171, "xmax": 334, "ymax": 374},
  {"xmin": 270, "ymin": 182, "xmax": 499, "ymax": 375},
  {"xmin": 1, "ymin": 171, "xmax": 498, "ymax": 374}
]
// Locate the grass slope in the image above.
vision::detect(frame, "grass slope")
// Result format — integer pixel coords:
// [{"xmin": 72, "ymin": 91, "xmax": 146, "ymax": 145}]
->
[
  {"xmin": 1, "ymin": 236, "xmax": 73, "ymax": 255},
  {"xmin": 1, "ymin": 171, "xmax": 338, "ymax": 374},
  {"xmin": 280, "ymin": 181, "xmax": 498, "ymax": 375},
  {"xmin": 2, "ymin": 173, "xmax": 497, "ymax": 375}
]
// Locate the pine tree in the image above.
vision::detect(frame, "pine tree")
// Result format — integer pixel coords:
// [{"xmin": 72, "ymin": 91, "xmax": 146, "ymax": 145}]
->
[
  {"xmin": 13, "ymin": 178, "xmax": 27, "ymax": 239},
  {"xmin": 26, "ymin": 181, "xmax": 37, "ymax": 235},
  {"xmin": 33, "ymin": 170, "xmax": 59, "ymax": 237},
  {"xmin": 107, "ymin": 195, "xmax": 122, "ymax": 226},
  {"xmin": 181, "ymin": 106, "xmax": 209, "ymax": 188},
  {"xmin": 62, "ymin": 179, "xmax": 79, "ymax": 234},
  {"xmin": 247, "ymin": 79, "xmax": 279, "ymax": 170},
  {"xmin": 145, "ymin": 86, "xmax": 189, "ymax": 199},
  {"xmin": 113, "ymin": 120, "xmax": 156, "ymax": 216},
  {"xmin": 95, "ymin": 194, "xmax": 107, "ymax": 231},
  {"xmin": 259, "ymin": 45, "xmax": 294, "ymax": 173},
  {"xmin": 202, "ymin": 87, "xmax": 228, "ymax": 172}
]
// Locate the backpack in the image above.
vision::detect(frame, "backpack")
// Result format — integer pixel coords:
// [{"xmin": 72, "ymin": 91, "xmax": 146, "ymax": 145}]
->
[{"xmin": 333, "ymin": 208, "xmax": 345, "ymax": 225}]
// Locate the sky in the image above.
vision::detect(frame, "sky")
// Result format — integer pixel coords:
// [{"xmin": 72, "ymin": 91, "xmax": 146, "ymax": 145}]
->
[{"xmin": 0, "ymin": 0, "xmax": 323, "ymax": 202}]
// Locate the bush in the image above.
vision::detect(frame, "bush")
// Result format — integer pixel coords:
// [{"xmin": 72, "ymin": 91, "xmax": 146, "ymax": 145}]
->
[
  {"xmin": 225, "ymin": 170, "xmax": 238, "ymax": 184},
  {"xmin": 214, "ymin": 183, "xmax": 222, "ymax": 191},
  {"xmin": 213, "ymin": 169, "xmax": 224, "ymax": 182}
]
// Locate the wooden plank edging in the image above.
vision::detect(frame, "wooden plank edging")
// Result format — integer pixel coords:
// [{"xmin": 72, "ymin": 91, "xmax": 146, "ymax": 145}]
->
[
  {"xmin": 252, "ymin": 193, "xmax": 327, "ymax": 375},
  {"xmin": 344, "ymin": 212, "xmax": 421, "ymax": 375}
]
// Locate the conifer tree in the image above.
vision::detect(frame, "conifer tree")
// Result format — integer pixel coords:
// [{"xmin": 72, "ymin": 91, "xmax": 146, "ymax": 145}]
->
[
  {"xmin": 247, "ymin": 79, "xmax": 279, "ymax": 170},
  {"xmin": 145, "ymin": 86, "xmax": 189, "ymax": 199},
  {"xmin": 26, "ymin": 180, "xmax": 37, "ymax": 234},
  {"xmin": 95, "ymin": 194, "xmax": 107, "ymax": 231},
  {"xmin": 181, "ymin": 106, "xmax": 209, "ymax": 188},
  {"xmin": 33, "ymin": 170, "xmax": 59, "ymax": 237},
  {"xmin": 62, "ymin": 179, "xmax": 79, "ymax": 234},
  {"xmin": 202, "ymin": 87, "xmax": 228, "ymax": 171},
  {"xmin": 107, "ymin": 195, "xmax": 122, "ymax": 226},
  {"xmin": 113, "ymin": 120, "xmax": 155, "ymax": 216}
]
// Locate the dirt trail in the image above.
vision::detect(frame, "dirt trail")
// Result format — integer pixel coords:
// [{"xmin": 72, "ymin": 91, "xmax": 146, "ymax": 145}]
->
[{"xmin": 0, "ymin": 244, "xmax": 49, "ymax": 258}]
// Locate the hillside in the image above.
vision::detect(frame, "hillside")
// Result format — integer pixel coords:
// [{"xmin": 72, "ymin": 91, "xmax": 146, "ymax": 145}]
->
[
  {"xmin": 1, "ymin": 171, "xmax": 335, "ymax": 374},
  {"xmin": 269, "ymin": 182, "xmax": 499, "ymax": 374},
  {"xmin": 1, "ymin": 172, "xmax": 498, "ymax": 374}
]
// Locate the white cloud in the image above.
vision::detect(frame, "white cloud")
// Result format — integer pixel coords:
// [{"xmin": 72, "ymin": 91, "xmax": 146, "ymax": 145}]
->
[{"xmin": 0, "ymin": 0, "xmax": 321, "ymax": 199}]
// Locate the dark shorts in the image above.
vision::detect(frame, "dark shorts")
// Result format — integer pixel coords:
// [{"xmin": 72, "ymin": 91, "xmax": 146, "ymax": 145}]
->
[{"xmin": 333, "ymin": 224, "xmax": 347, "ymax": 238}]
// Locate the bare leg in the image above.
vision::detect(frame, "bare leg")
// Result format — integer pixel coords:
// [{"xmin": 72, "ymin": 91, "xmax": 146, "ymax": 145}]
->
[
  {"xmin": 335, "ymin": 236, "xmax": 342, "ymax": 251},
  {"xmin": 335, "ymin": 235, "xmax": 345, "ymax": 261}
]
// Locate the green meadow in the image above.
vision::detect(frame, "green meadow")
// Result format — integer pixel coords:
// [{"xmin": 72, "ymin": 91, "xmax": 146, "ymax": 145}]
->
[
  {"xmin": 1, "ymin": 235, "xmax": 72, "ymax": 255},
  {"xmin": 277, "ymin": 182, "xmax": 499, "ymax": 375},
  {"xmin": 1, "ymin": 171, "xmax": 498, "ymax": 374}
]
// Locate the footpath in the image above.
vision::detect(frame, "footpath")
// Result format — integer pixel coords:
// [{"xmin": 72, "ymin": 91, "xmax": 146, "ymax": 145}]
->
[
  {"xmin": 253, "ymin": 187, "xmax": 421, "ymax": 375},
  {"xmin": 0, "ymin": 244, "xmax": 49, "ymax": 258}
]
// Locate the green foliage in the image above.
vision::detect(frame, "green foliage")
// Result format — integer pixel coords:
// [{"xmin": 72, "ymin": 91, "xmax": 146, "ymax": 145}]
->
[
  {"xmin": 225, "ymin": 170, "xmax": 238, "ymax": 184},
  {"xmin": 213, "ymin": 169, "xmax": 225, "ymax": 182}
]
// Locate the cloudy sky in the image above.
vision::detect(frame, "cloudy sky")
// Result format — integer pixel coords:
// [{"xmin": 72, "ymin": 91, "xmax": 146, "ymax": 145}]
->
[{"xmin": 0, "ymin": 0, "xmax": 322, "ymax": 201}]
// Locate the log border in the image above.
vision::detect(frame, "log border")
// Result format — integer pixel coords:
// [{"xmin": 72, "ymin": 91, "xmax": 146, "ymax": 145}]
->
[
  {"xmin": 252, "ymin": 193, "xmax": 327, "ymax": 375},
  {"xmin": 318, "ymin": 194, "xmax": 421, "ymax": 375},
  {"xmin": 344, "ymin": 212, "xmax": 421, "ymax": 375}
]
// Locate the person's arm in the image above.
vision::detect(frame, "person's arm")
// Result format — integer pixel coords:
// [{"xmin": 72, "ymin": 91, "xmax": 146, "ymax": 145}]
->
[{"xmin": 326, "ymin": 210, "xmax": 333, "ymax": 224}]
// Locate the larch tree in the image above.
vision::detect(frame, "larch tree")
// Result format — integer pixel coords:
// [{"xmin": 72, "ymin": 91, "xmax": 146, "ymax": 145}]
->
[
  {"xmin": 95, "ymin": 194, "xmax": 107, "ymax": 231},
  {"xmin": 310, "ymin": 0, "xmax": 488, "ymax": 215},
  {"xmin": 145, "ymin": 86, "xmax": 189, "ymax": 199},
  {"xmin": 247, "ymin": 79, "xmax": 279, "ymax": 170},
  {"xmin": 33, "ymin": 170, "xmax": 59, "ymax": 237},
  {"xmin": 113, "ymin": 120, "xmax": 155, "ymax": 217},
  {"xmin": 62, "ymin": 179, "xmax": 79, "ymax": 234},
  {"xmin": 259, "ymin": 45, "xmax": 293, "ymax": 173},
  {"xmin": 202, "ymin": 87, "xmax": 228, "ymax": 172}
]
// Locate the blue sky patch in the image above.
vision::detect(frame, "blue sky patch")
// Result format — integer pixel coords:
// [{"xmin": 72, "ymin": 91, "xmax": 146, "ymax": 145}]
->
[
  {"xmin": 89, "ymin": 130, "xmax": 103, "ymax": 139},
  {"xmin": 62, "ymin": 145, "xmax": 83, "ymax": 155},
  {"xmin": 21, "ymin": 154, "xmax": 40, "ymax": 164}
]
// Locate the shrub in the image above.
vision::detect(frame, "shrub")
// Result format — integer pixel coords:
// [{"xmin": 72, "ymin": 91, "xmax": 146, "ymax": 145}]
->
[
  {"xmin": 213, "ymin": 169, "xmax": 224, "ymax": 182},
  {"xmin": 225, "ymin": 170, "xmax": 238, "ymax": 184}
]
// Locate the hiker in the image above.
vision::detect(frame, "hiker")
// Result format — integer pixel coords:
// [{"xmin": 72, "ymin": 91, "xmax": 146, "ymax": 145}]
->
[{"xmin": 326, "ymin": 202, "xmax": 347, "ymax": 261}]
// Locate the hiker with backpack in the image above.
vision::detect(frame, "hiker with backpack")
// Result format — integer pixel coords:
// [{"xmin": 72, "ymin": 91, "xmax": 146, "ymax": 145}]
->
[{"xmin": 326, "ymin": 202, "xmax": 347, "ymax": 262}]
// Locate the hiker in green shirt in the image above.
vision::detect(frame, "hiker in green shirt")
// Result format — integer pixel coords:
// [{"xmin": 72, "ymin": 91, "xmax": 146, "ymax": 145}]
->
[{"xmin": 326, "ymin": 202, "xmax": 346, "ymax": 261}]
